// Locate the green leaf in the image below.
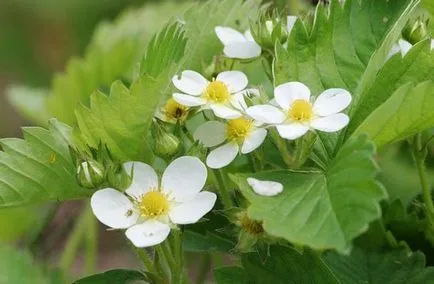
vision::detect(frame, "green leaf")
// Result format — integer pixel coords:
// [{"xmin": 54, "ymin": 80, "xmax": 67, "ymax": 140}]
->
[
  {"xmin": 0, "ymin": 120, "xmax": 87, "ymax": 208},
  {"xmin": 352, "ymin": 81, "xmax": 434, "ymax": 147},
  {"xmin": 215, "ymin": 246, "xmax": 338, "ymax": 284},
  {"xmin": 324, "ymin": 248, "xmax": 434, "ymax": 284},
  {"xmin": 183, "ymin": 230, "xmax": 235, "ymax": 253},
  {"xmin": 181, "ymin": 0, "xmax": 262, "ymax": 71},
  {"xmin": 73, "ymin": 269, "xmax": 147, "ymax": 284},
  {"xmin": 231, "ymin": 134, "xmax": 387, "ymax": 253},
  {"xmin": 274, "ymin": 0, "xmax": 418, "ymax": 158},
  {"xmin": 43, "ymin": 2, "xmax": 192, "ymax": 125},
  {"xmin": 140, "ymin": 23, "xmax": 187, "ymax": 77},
  {"xmin": 0, "ymin": 245, "xmax": 49, "ymax": 284},
  {"xmin": 348, "ymin": 40, "xmax": 434, "ymax": 137}
]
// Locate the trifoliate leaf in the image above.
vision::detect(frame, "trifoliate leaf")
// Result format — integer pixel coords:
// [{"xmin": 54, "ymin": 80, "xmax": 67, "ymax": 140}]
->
[
  {"xmin": 324, "ymin": 248, "xmax": 434, "ymax": 284},
  {"xmin": 274, "ymin": 0, "xmax": 418, "ymax": 160},
  {"xmin": 0, "ymin": 120, "xmax": 87, "ymax": 208},
  {"xmin": 353, "ymin": 81, "xmax": 434, "ymax": 147},
  {"xmin": 231, "ymin": 134, "xmax": 387, "ymax": 253}
]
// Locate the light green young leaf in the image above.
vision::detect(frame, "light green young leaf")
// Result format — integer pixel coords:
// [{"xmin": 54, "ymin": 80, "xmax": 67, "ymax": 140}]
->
[
  {"xmin": 231, "ymin": 135, "xmax": 387, "ymax": 253},
  {"xmin": 75, "ymin": 22, "xmax": 188, "ymax": 163},
  {"xmin": 0, "ymin": 245, "xmax": 49, "ymax": 284},
  {"xmin": 274, "ymin": 0, "xmax": 418, "ymax": 159},
  {"xmin": 324, "ymin": 248, "xmax": 434, "ymax": 284},
  {"xmin": 348, "ymin": 40, "xmax": 434, "ymax": 137},
  {"xmin": 352, "ymin": 80, "xmax": 434, "ymax": 147},
  {"xmin": 44, "ymin": 2, "xmax": 192, "ymax": 125},
  {"xmin": 0, "ymin": 120, "xmax": 87, "ymax": 208}
]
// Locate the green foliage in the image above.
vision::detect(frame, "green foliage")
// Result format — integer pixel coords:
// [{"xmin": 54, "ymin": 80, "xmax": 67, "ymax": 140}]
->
[
  {"xmin": 181, "ymin": 0, "xmax": 262, "ymax": 71},
  {"xmin": 274, "ymin": 0, "xmax": 418, "ymax": 159},
  {"xmin": 0, "ymin": 119, "xmax": 87, "ymax": 208},
  {"xmin": 324, "ymin": 248, "xmax": 434, "ymax": 283},
  {"xmin": 231, "ymin": 135, "xmax": 387, "ymax": 253},
  {"xmin": 0, "ymin": 245, "xmax": 49, "ymax": 284},
  {"xmin": 183, "ymin": 230, "xmax": 234, "ymax": 253},
  {"xmin": 353, "ymin": 80, "xmax": 434, "ymax": 147},
  {"xmin": 73, "ymin": 269, "xmax": 147, "ymax": 284},
  {"xmin": 216, "ymin": 246, "xmax": 434, "ymax": 284}
]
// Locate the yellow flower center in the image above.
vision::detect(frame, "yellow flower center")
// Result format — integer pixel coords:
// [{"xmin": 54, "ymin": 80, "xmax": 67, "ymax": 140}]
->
[
  {"xmin": 139, "ymin": 190, "xmax": 169, "ymax": 218},
  {"xmin": 163, "ymin": 99, "xmax": 189, "ymax": 121},
  {"xmin": 288, "ymin": 99, "xmax": 313, "ymax": 122},
  {"xmin": 204, "ymin": 80, "xmax": 230, "ymax": 103},
  {"xmin": 226, "ymin": 118, "xmax": 253, "ymax": 143},
  {"xmin": 240, "ymin": 213, "xmax": 264, "ymax": 236}
]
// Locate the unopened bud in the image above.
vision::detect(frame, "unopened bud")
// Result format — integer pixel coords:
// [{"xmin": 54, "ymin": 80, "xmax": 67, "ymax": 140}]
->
[
  {"xmin": 403, "ymin": 17, "xmax": 429, "ymax": 45},
  {"xmin": 77, "ymin": 160, "xmax": 105, "ymax": 189},
  {"xmin": 250, "ymin": 14, "xmax": 289, "ymax": 50},
  {"xmin": 151, "ymin": 120, "xmax": 183, "ymax": 160},
  {"xmin": 107, "ymin": 163, "xmax": 132, "ymax": 191}
]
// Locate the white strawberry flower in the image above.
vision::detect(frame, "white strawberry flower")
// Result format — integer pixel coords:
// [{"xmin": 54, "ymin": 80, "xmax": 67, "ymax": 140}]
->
[
  {"xmin": 215, "ymin": 26, "xmax": 261, "ymax": 59},
  {"xmin": 90, "ymin": 156, "xmax": 216, "ymax": 248},
  {"xmin": 172, "ymin": 70, "xmax": 250, "ymax": 119},
  {"xmin": 194, "ymin": 117, "xmax": 267, "ymax": 169},
  {"xmin": 247, "ymin": 82, "xmax": 352, "ymax": 140},
  {"xmin": 247, "ymin": 177, "xmax": 283, "ymax": 197}
]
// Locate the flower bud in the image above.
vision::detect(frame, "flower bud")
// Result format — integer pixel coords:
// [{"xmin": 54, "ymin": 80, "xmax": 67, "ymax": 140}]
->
[
  {"xmin": 250, "ymin": 13, "xmax": 288, "ymax": 50},
  {"xmin": 151, "ymin": 120, "xmax": 183, "ymax": 161},
  {"xmin": 402, "ymin": 17, "xmax": 429, "ymax": 45},
  {"xmin": 235, "ymin": 211, "xmax": 265, "ymax": 252},
  {"xmin": 107, "ymin": 163, "xmax": 132, "ymax": 191},
  {"xmin": 76, "ymin": 160, "xmax": 105, "ymax": 189}
]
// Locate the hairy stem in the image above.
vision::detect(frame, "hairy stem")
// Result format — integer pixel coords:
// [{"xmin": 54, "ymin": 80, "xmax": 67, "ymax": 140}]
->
[
  {"xmin": 213, "ymin": 169, "xmax": 233, "ymax": 209},
  {"xmin": 412, "ymin": 134, "xmax": 434, "ymax": 221},
  {"xmin": 270, "ymin": 129, "xmax": 293, "ymax": 167}
]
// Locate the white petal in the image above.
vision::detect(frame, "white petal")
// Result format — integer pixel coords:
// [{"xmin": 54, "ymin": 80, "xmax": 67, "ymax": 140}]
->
[
  {"xmin": 387, "ymin": 43, "xmax": 400, "ymax": 60},
  {"xmin": 313, "ymin": 88, "xmax": 352, "ymax": 116},
  {"xmin": 125, "ymin": 220, "xmax": 170, "ymax": 248},
  {"xmin": 169, "ymin": 191, "xmax": 217, "ymax": 225},
  {"xmin": 215, "ymin": 26, "xmax": 246, "ymax": 45},
  {"xmin": 216, "ymin": 71, "xmax": 248, "ymax": 93},
  {"xmin": 124, "ymin": 162, "xmax": 158, "ymax": 199},
  {"xmin": 276, "ymin": 123, "xmax": 309, "ymax": 140},
  {"xmin": 172, "ymin": 70, "xmax": 209, "ymax": 96},
  {"xmin": 241, "ymin": 128, "xmax": 267, "ymax": 154},
  {"xmin": 287, "ymin": 16, "xmax": 297, "ymax": 34},
  {"xmin": 247, "ymin": 178, "xmax": 283, "ymax": 197},
  {"xmin": 274, "ymin": 82, "xmax": 311, "ymax": 109},
  {"xmin": 194, "ymin": 121, "xmax": 226, "ymax": 147},
  {"xmin": 210, "ymin": 104, "xmax": 242, "ymax": 119},
  {"xmin": 206, "ymin": 143, "xmax": 239, "ymax": 169},
  {"xmin": 223, "ymin": 42, "xmax": 262, "ymax": 59},
  {"xmin": 310, "ymin": 113, "xmax": 349, "ymax": 132},
  {"xmin": 244, "ymin": 29, "xmax": 255, "ymax": 42},
  {"xmin": 246, "ymin": 105, "xmax": 286, "ymax": 124},
  {"xmin": 230, "ymin": 92, "xmax": 248, "ymax": 111},
  {"xmin": 398, "ymin": 39, "xmax": 412, "ymax": 57},
  {"xmin": 91, "ymin": 188, "xmax": 138, "ymax": 229},
  {"xmin": 431, "ymin": 39, "xmax": 434, "ymax": 50},
  {"xmin": 173, "ymin": 93, "xmax": 206, "ymax": 107},
  {"xmin": 161, "ymin": 156, "xmax": 207, "ymax": 202}
]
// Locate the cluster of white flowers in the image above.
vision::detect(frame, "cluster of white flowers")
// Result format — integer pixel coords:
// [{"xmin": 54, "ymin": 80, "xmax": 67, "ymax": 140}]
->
[
  {"xmin": 90, "ymin": 20, "xmax": 354, "ymax": 248},
  {"xmin": 172, "ymin": 69, "xmax": 352, "ymax": 169}
]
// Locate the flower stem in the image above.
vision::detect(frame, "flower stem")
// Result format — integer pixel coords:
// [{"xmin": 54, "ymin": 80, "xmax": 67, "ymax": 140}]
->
[
  {"xmin": 130, "ymin": 244, "xmax": 157, "ymax": 275},
  {"xmin": 412, "ymin": 134, "xmax": 434, "ymax": 222},
  {"xmin": 60, "ymin": 204, "xmax": 91, "ymax": 281},
  {"xmin": 196, "ymin": 253, "xmax": 211, "ymax": 284},
  {"xmin": 171, "ymin": 229, "xmax": 184, "ymax": 284},
  {"xmin": 270, "ymin": 129, "xmax": 293, "ymax": 167},
  {"xmin": 84, "ymin": 212, "xmax": 98, "ymax": 275},
  {"xmin": 213, "ymin": 169, "xmax": 233, "ymax": 209}
]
